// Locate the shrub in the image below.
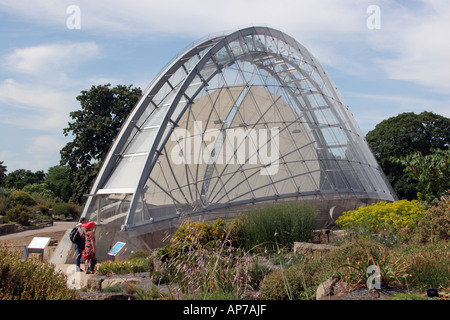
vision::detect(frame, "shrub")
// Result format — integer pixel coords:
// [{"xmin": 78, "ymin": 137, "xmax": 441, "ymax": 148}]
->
[
  {"xmin": 0, "ymin": 246, "xmax": 79, "ymax": 300},
  {"xmin": 415, "ymin": 192, "xmax": 450, "ymax": 243},
  {"xmin": 335, "ymin": 200, "xmax": 426, "ymax": 240},
  {"xmin": 157, "ymin": 219, "xmax": 257, "ymax": 297},
  {"xmin": 237, "ymin": 202, "xmax": 317, "ymax": 252},
  {"xmin": 37, "ymin": 205, "xmax": 50, "ymax": 216},
  {"xmin": 128, "ymin": 250, "xmax": 152, "ymax": 261},
  {"xmin": 331, "ymin": 239, "xmax": 409, "ymax": 290},
  {"xmin": 96, "ymin": 259, "xmax": 151, "ymax": 275},
  {"xmin": 22, "ymin": 183, "xmax": 55, "ymax": 199},
  {"xmin": 52, "ymin": 202, "xmax": 78, "ymax": 219},
  {"xmin": 0, "ymin": 187, "xmax": 12, "ymax": 198},
  {"xmin": 172, "ymin": 220, "xmax": 212, "ymax": 247},
  {"xmin": 8, "ymin": 190, "xmax": 36, "ymax": 206},
  {"xmin": 392, "ymin": 241, "xmax": 450, "ymax": 291},
  {"xmin": 260, "ymin": 259, "xmax": 327, "ymax": 300},
  {"xmin": 0, "ymin": 196, "xmax": 8, "ymax": 215},
  {"xmin": 5, "ymin": 205, "xmax": 31, "ymax": 226},
  {"xmin": 168, "ymin": 218, "xmax": 242, "ymax": 252},
  {"xmin": 166, "ymin": 241, "xmax": 253, "ymax": 297}
]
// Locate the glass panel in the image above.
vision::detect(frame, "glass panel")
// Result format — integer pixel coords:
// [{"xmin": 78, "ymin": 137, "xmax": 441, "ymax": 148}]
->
[
  {"xmin": 103, "ymin": 154, "xmax": 147, "ymax": 190},
  {"xmin": 143, "ymin": 103, "xmax": 170, "ymax": 127},
  {"xmin": 123, "ymin": 127, "xmax": 158, "ymax": 155}
]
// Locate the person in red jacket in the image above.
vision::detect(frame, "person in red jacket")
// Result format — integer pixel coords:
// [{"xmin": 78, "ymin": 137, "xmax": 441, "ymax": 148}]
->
[{"xmin": 81, "ymin": 221, "xmax": 96, "ymax": 274}]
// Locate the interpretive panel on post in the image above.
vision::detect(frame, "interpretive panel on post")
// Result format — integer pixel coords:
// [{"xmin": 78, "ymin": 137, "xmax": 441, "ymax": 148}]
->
[
  {"xmin": 28, "ymin": 237, "xmax": 51, "ymax": 250},
  {"xmin": 107, "ymin": 241, "xmax": 126, "ymax": 256}
]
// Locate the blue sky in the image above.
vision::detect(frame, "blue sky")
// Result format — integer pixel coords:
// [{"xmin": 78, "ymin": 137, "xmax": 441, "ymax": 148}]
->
[{"xmin": 0, "ymin": 0, "xmax": 449, "ymax": 173}]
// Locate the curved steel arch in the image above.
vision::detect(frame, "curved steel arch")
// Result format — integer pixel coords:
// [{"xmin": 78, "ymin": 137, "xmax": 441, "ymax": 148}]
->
[{"xmin": 82, "ymin": 26, "xmax": 396, "ymax": 232}]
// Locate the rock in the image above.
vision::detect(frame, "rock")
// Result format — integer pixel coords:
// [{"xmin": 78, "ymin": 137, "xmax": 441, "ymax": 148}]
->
[
  {"xmin": 293, "ymin": 242, "xmax": 337, "ymax": 259},
  {"xmin": 101, "ymin": 277, "xmax": 142, "ymax": 292},
  {"xmin": 329, "ymin": 230, "xmax": 347, "ymax": 242},
  {"xmin": 316, "ymin": 277, "xmax": 338, "ymax": 300},
  {"xmin": 86, "ymin": 277, "xmax": 103, "ymax": 292},
  {"xmin": 312, "ymin": 229, "xmax": 331, "ymax": 244},
  {"xmin": 316, "ymin": 278, "xmax": 348, "ymax": 300}
]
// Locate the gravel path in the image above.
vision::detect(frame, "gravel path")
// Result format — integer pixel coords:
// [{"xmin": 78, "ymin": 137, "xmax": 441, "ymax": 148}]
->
[{"xmin": 0, "ymin": 221, "xmax": 76, "ymax": 246}]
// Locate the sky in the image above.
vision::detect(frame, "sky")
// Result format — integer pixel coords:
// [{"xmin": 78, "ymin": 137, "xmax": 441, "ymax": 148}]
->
[{"xmin": 0, "ymin": 0, "xmax": 449, "ymax": 173}]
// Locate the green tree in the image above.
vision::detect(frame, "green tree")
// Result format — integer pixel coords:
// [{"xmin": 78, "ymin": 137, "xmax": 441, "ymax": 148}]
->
[
  {"xmin": 393, "ymin": 149, "xmax": 450, "ymax": 206},
  {"xmin": 22, "ymin": 183, "xmax": 56, "ymax": 199},
  {"xmin": 0, "ymin": 161, "xmax": 6, "ymax": 186},
  {"xmin": 45, "ymin": 165, "xmax": 73, "ymax": 202},
  {"xmin": 60, "ymin": 84, "xmax": 142, "ymax": 204},
  {"xmin": 366, "ymin": 111, "xmax": 450, "ymax": 200},
  {"xmin": 4, "ymin": 169, "xmax": 45, "ymax": 190}
]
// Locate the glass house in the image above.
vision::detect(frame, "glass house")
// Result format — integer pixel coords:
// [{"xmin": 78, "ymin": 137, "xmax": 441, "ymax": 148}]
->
[{"xmin": 82, "ymin": 26, "xmax": 396, "ymax": 238}]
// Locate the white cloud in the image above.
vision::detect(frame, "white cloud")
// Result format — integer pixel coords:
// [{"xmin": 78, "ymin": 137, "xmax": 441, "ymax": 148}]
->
[
  {"xmin": 4, "ymin": 0, "xmax": 448, "ymax": 93},
  {"xmin": 21, "ymin": 135, "xmax": 68, "ymax": 171},
  {"xmin": 4, "ymin": 42, "xmax": 100, "ymax": 78},
  {"xmin": 0, "ymin": 0, "xmax": 370, "ymax": 37},
  {"xmin": 0, "ymin": 41, "xmax": 100, "ymax": 130},
  {"xmin": 370, "ymin": 0, "xmax": 450, "ymax": 93},
  {"xmin": 0, "ymin": 78, "xmax": 76, "ymax": 130}
]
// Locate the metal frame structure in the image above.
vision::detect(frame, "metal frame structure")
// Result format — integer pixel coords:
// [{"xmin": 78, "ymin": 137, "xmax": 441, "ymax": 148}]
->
[{"xmin": 82, "ymin": 27, "xmax": 396, "ymax": 234}]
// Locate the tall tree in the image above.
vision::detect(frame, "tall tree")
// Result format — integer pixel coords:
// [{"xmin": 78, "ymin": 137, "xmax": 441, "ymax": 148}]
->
[
  {"xmin": 366, "ymin": 111, "xmax": 450, "ymax": 200},
  {"xmin": 393, "ymin": 149, "xmax": 450, "ymax": 206},
  {"xmin": 0, "ymin": 161, "xmax": 6, "ymax": 187},
  {"xmin": 45, "ymin": 165, "xmax": 73, "ymax": 202},
  {"xmin": 60, "ymin": 84, "xmax": 142, "ymax": 204},
  {"xmin": 4, "ymin": 169, "xmax": 45, "ymax": 190}
]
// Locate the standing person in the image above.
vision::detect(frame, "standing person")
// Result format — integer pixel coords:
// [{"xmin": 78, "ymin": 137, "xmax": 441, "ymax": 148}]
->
[
  {"xmin": 74, "ymin": 217, "xmax": 87, "ymax": 272},
  {"xmin": 81, "ymin": 221, "xmax": 96, "ymax": 274}
]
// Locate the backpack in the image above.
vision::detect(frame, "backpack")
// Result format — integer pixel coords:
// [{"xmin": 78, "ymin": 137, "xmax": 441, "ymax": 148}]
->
[{"xmin": 69, "ymin": 226, "xmax": 81, "ymax": 244}]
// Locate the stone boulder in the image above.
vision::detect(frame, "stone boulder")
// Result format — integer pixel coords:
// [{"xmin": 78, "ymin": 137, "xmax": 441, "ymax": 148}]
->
[
  {"xmin": 316, "ymin": 277, "xmax": 347, "ymax": 300},
  {"xmin": 293, "ymin": 242, "xmax": 337, "ymax": 259}
]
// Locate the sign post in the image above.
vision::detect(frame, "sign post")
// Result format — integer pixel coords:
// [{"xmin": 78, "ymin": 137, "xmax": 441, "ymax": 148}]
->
[
  {"xmin": 27, "ymin": 237, "xmax": 51, "ymax": 261},
  {"xmin": 107, "ymin": 242, "xmax": 126, "ymax": 261}
]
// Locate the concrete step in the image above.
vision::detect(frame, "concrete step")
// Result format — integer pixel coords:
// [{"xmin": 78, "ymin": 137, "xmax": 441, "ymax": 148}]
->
[{"xmin": 54, "ymin": 264, "xmax": 96, "ymax": 290}]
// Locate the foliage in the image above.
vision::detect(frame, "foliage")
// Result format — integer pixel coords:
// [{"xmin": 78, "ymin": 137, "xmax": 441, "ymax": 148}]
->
[
  {"xmin": 0, "ymin": 246, "xmax": 80, "ymax": 300},
  {"xmin": 332, "ymin": 240, "xmax": 409, "ymax": 290},
  {"xmin": 60, "ymin": 84, "xmax": 142, "ymax": 204},
  {"xmin": 135, "ymin": 285, "xmax": 173, "ymax": 300},
  {"xmin": 0, "ymin": 197, "xmax": 8, "ymax": 216},
  {"xmin": 170, "ymin": 218, "xmax": 240, "ymax": 250},
  {"xmin": 392, "ymin": 149, "xmax": 450, "ymax": 206},
  {"xmin": 4, "ymin": 169, "xmax": 45, "ymax": 190},
  {"xmin": 168, "ymin": 242, "xmax": 254, "ymax": 297},
  {"xmin": 128, "ymin": 250, "xmax": 152, "ymax": 261},
  {"xmin": 260, "ymin": 259, "xmax": 327, "ymax": 300},
  {"xmin": 391, "ymin": 241, "xmax": 449, "ymax": 291},
  {"xmin": 414, "ymin": 193, "xmax": 450, "ymax": 243},
  {"xmin": 8, "ymin": 190, "xmax": 36, "ymax": 207},
  {"xmin": 22, "ymin": 183, "xmax": 56, "ymax": 199},
  {"xmin": 366, "ymin": 111, "xmax": 450, "ymax": 200},
  {"xmin": 386, "ymin": 292, "xmax": 430, "ymax": 300},
  {"xmin": 157, "ymin": 219, "xmax": 257, "ymax": 298},
  {"xmin": 5, "ymin": 205, "xmax": 31, "ymax": 226},
  {"xmin": 335, "ymin": 200, "xmax": 426, "ymax": 241},
  {"xmin": 0, "ymin": 161, "xmax": 6, "ymax": 186},
  {"xmin": 52, "ymin": 202, "xmax": 79, "ymax": 219},
  {"xmin": 236, "ymin": 202, "xmax": 318, "ymax": 252},
  {"xmin": 45, "ymin": 165, "xmax": 73, "ymax": 202},
  {"xmin": 0, "ymin": 187, "xmax": 12, "ymax": 198},
  {"xmin": 96, "ymin": 259, "xmax": 152, "ymax": 275}
]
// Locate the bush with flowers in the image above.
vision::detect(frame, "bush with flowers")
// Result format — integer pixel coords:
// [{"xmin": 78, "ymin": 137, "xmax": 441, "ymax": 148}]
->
[{"xmin": 335, "ymin": 200, "xmax": 426, "ymax": 241}]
